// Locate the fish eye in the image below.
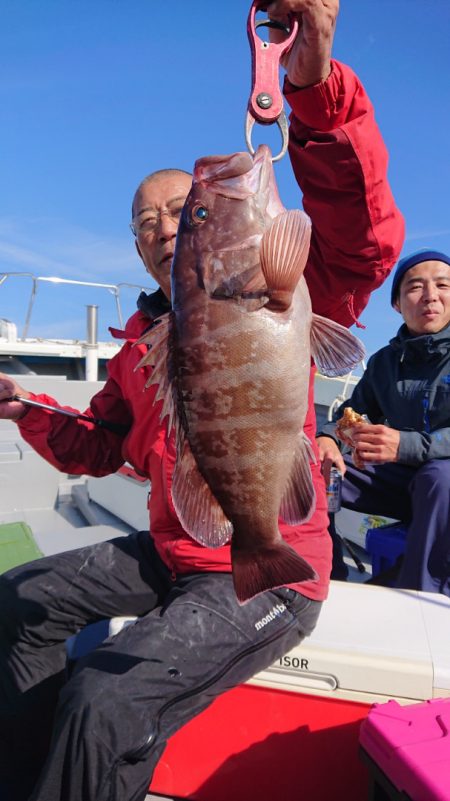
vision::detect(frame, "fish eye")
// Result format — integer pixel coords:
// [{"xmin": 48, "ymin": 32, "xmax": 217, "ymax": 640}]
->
[{"xmin": 191, "ymin": 204, "xmax": 209, "ymax": 224}]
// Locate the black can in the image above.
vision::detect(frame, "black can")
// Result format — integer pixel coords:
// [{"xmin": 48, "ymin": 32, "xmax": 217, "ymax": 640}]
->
[{"xmin": 326, "ymin": 467, "xmax": 342, "ymax": 513}]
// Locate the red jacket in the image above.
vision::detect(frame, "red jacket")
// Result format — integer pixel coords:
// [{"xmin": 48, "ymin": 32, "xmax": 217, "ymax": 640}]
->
[{"xmin": 18, "ymin": 61, "xmax": 404, "ymax": 602}]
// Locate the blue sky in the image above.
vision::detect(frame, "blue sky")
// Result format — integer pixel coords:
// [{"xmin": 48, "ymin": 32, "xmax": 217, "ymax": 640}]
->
[{"xmin": 1, "ymin": 0, "xmax": 449, "ymax": 356}]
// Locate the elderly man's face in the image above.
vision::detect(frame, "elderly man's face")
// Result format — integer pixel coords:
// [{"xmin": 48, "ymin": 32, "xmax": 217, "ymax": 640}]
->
[
  {"xmin": 394, "ymin": 260, "xmax": 450, "ymax": 335},
  {"xmin": 133, "ymin": 173, "xmax": 192, "ymax": 299}
]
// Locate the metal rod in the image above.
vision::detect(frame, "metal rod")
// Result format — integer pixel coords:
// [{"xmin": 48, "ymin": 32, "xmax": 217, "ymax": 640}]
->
[
  {"xmin": 0, "ymin": 271, "xmax": 147, "ymax": 338},
  {"xmin": 22, "ymin": 277, "xmax": 38, "ymax": 339},
  {"xmin": 85, "ymin": 305, "xmax": 99, "ymax": 381},
  {"xmin": 112, "ymin": 287, "xmax": 123, "ymax": 330},
  {"xmin": 342, "ymin": 537, "xmax": 367, "ymax": 574},
  {"xmin": 37, "ymin": 276, "xmax": 118, "ymax": 290},
  {"xmin": 10, "ymin": 395, "xmax": 130, "ymax": 436},
  {"xmin": 86, "ymin": 305, "xmax": 98, "ymax": 346}
]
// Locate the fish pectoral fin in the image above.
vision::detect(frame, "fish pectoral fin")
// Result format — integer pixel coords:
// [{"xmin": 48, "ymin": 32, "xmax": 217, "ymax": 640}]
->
[
  {"xmin": 310, "ymin": 314, "xmax": 366, "ymax": 377},
  {"xmin": 172, "ymin": 434, "xmax": 233, "ymax": 548},
  {"xmin": 260, "ymin": 210, "xmax": 311, "ymax": 311},
  {"xmin": 231, "ymin": 541, "xmax": 318, "ymax": 605},
  {"xmin": 134, "ymin": 314, "xmax": 175, "ymax": 429},
  {"xmin": 279, "ymin": 433, "xmax": 316, "ymax": 525}
]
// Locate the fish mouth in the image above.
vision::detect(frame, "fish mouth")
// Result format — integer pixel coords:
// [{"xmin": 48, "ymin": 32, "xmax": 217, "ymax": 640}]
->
[
  {"xmin": 192, "ymin": 144, "xmax": 283, "ymax": 219},
  {"xmin": 193, "ymin": 145, "xmax": 270, "ymax": 195},
  {"xmin": 252, "ymin": 143, "xmax": 272, "ymax": 168},
  {"xmin": 252, "ymin": 145, "xmax": 285, "ymax": 220}
]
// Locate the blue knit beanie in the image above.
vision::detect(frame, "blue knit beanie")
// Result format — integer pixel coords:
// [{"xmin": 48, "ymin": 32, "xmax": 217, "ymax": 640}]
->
[{"xmin": 390, "ymin": 249, "xmax": 450, "ymax": 305}]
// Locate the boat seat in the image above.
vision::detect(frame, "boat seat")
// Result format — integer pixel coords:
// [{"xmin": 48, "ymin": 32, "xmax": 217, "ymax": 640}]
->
[{"xmin": 365, "ymin": 524, "xmax": 407, "ymax": 582}]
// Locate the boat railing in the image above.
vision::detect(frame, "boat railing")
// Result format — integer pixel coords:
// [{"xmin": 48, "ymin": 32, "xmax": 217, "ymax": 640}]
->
[
  {"xmin": 1, "ymin": 270, "xmax": 366, "ymax": 398},
  {"xmin": 0, "ymin": 271, "xmax": 147, "ymax": 340}
]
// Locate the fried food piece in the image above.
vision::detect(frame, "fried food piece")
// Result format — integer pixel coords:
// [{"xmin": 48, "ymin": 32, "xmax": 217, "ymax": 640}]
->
[
  {"xmin": 335, "ymin": 407, "xmax": 368, "ymax": 465},
  {"xmin": 335, "ymin": 407, "xmax": 366, "ymax": 445}
]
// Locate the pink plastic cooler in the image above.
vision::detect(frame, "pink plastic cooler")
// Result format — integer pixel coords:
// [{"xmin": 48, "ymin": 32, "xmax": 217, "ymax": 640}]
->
[{"xmin": 360, "ymin": 697, "xmax": 450, "ymax": 801}]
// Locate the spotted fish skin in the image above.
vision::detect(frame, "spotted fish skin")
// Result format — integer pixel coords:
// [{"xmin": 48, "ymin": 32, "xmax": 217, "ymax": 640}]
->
[{"xmin": 139, "ymin": 145, "xmax": 365, "ymax": 603}]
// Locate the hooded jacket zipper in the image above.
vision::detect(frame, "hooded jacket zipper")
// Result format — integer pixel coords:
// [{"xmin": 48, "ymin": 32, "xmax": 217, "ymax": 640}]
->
[{"xmin": 422, "ymin": 392, "xmax": 431, "ymax": 433}]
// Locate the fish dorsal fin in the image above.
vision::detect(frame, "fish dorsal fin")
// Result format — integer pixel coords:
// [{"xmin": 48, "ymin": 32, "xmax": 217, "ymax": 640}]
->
[
  {"xmin": 172, "ymin": 431, "xmax": 233, "ymax": 548},
  {"xmin": 260, "ymin": 210, "xmax": 311, "ymax": 311},
  {"xmin": 310, "ymin": 314, "xmax": 366, "ymax": 377},
  {"xmin": 136, "ymin": 314, "xmax": 233, "ymax": 547},
  {"xmin": 134, "ymin": 314, "xmax": 175, "ymax": 429},
  {"xmin": 279, "ymin": 432, "xmax": 316, "ymax": 525}
]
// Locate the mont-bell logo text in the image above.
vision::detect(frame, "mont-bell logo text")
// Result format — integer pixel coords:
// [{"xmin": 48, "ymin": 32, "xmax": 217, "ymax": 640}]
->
[{"xmin": 254, "ymin": 603, "xmax": 287, "ymax": 631}]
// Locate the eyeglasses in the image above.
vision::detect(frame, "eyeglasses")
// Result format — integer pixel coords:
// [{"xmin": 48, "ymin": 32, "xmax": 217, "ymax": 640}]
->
[{"xmin": 130, "ymin": 204, "xmax": 184, "ymax": 237}]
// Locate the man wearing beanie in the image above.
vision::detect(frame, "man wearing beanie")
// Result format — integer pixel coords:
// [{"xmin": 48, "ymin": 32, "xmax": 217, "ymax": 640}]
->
[{"xmin": 317, "ymin": 250, "xmax": 450, "ymax": 595}]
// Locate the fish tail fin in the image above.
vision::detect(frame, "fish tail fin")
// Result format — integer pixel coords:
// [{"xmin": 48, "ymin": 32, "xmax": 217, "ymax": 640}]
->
[
  {"xmin": 232, "ymin": 541, "xmax": 317, "ymax": 605},
  {"xmin": 260, "ymin": 210, "xmax": 311, "ymax": 311}
]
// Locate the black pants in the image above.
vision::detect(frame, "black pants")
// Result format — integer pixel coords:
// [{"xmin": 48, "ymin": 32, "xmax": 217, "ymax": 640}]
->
[
  {"xmin": 0, "ymin": 531, "xmax": 321, "ymax": 801},
  {"xmin": 330, "ymin": 457, "xmax": 450, "ymax": 594}
]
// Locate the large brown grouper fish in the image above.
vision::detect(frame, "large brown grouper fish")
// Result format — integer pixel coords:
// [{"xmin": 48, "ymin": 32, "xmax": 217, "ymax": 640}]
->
[{"xmin": 138, "ymin": 144, "xmax": 365, "ymax": 603}]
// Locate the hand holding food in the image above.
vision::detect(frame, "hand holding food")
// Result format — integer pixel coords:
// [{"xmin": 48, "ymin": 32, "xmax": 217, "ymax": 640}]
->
[{"xmin": 335, "ymin": 408, "xmax": 400, "ymax": 467}]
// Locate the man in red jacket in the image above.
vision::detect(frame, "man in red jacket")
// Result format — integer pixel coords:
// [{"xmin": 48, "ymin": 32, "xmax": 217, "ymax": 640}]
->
[{"xmin": 0, "ymin": 2, "xmax": 404, "ymax": 800}]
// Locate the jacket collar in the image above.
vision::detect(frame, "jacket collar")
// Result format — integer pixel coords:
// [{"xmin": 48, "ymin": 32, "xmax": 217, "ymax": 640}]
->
[
  {"xmin": 137, "ymin": 287, "xmax": 171, "ymax": 318},
  {"xmin": 109, "ymin": 288, "xmax": 170, "ymax": 341},
  {"xmin": 390, "ymin": 321, "xmax": 450, "ymax": 361}
]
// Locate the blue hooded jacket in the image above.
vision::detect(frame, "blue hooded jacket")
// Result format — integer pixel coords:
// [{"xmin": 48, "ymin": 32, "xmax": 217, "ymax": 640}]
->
[{"xmin": 318, "ymin": 321, "xmax": 450, "ymax": 465}]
